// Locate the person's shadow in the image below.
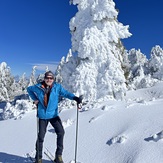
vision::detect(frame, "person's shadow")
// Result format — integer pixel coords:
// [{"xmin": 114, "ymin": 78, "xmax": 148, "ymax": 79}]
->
[{"xmin": 0, "ymin": 152, "xmax": 51, "ymax": 163}]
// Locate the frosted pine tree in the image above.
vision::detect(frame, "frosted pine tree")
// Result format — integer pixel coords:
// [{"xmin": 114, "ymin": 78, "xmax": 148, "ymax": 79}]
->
[
  {"xmin": 127, "ymin": 49, "xmax": 147, "ymax": 89},
  {"xmin": 57, "ymin": 0, "xmax": 132, "ymax": 101},
  {"xmin": 55, "ymin": 49, "xmax": 75, "ymax": 83},
  {"xmin": 125, "ymin": 48, "xmax": 159, "ymax": 89},
  {"xmin": 28, "ymin": 66, "xmax": 37, "ymax": 86},
  {"xmin": 148, "ymin": 45, "xmax": 163, "ymax": 80},
  {"xmin": 0, "ymin": 62, "xmax": 16, "ymax": 101},
  {"xmin": 18, "ymin": 73, "xmax": 29, "ymax": 91}
]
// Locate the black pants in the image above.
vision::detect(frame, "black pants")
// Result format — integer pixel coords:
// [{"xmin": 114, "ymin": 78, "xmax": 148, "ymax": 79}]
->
[{"xmin": 35, "ymin": 116, "xmax": 65, "ymax": 159}]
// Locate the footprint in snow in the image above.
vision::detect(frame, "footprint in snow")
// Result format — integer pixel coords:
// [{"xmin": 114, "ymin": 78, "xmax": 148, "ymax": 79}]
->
[
  {"xmin": 89, "ymin": 115, "xmax": 102, "ymax": 123},
  {"xmin": 101, "ymin": 105, "xmax": 115, "ymax": 111},
  {"xmin": 107, "ymin": 135, "xmax": 127, "ymax": 146},
  {"xmin": 144, "ymin": 130, "xmax": 163, "ymax": 142}
]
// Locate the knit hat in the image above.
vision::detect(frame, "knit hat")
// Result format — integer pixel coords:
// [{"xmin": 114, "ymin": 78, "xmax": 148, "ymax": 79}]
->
[{"xmin": 44, "ymin": 71, "xmax": 55, "ymax": 79}]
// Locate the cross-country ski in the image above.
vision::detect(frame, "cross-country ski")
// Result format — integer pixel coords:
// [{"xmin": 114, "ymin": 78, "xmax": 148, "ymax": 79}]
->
[{"xmin": 26, "ymin": 153, "xmax": 35, "ymax": 163}]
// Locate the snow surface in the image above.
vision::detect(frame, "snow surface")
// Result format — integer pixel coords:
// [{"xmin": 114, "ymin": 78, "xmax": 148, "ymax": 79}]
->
[
  {"xmin": 1, "ymin": 0, "xmax": 163, "ymax": 162},
  {"xmin": 1, "ymin": 82, "xmax": 163, "ymax": 163}
]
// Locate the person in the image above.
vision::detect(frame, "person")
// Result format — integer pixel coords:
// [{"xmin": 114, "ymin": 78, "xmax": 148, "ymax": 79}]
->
[{"xmin": 27, "ymin": 71, "xmax": 82, "ymax": 163}]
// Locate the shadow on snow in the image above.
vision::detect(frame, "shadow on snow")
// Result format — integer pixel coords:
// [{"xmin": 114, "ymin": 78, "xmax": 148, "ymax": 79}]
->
[{"xmin": 0, "ymin": 152, "xmax": 51, "ymax": 163}]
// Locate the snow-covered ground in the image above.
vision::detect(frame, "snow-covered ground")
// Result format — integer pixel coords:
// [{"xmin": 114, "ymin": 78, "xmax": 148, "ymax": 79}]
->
[{"xmin": 1, "ymin": 82, "xmax": 163, "ymax": 163}]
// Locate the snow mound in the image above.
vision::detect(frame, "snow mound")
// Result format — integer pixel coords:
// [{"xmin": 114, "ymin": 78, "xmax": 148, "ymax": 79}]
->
[{"xmin": 62, "ymin": 119, "xmax": 73, "ymax": 128}]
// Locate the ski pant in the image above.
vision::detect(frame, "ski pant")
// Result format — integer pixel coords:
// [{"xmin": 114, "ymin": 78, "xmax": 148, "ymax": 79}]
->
[{"xmin": 35, "ymin": 116, "xmax": 65, "ymax": 159}]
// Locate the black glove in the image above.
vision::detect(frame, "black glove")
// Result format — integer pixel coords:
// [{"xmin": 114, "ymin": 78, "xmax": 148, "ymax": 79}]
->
[{"xmin": 73, "ymin": 96, "xmax": 82, "ymax": 104}]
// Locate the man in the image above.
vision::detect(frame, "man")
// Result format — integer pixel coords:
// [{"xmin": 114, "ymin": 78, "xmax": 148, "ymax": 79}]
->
[{"xmin": 27, "ymin": 71, "xmax": 81, "ymax": 163}]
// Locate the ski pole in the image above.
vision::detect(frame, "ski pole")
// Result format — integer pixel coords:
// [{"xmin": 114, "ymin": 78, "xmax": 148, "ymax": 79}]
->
[
  {"xmin": 36, "ymin": 104, "xmax": 39, "ymax": 162},
  {"xmin": 74, "ymin": 95, "xmax": 83, "ymax": 163},
  {"xmin": 37, "ymin": 117, "xmax": 39, "ymax": 161},
  {"xmin": 74, "ymin": 104, "xmax": 79, "ymax": 163}
]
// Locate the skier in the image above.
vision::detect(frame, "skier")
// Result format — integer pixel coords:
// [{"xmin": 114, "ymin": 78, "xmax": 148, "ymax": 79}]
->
[{"xmin": 27, "ymin": 71, "xmax": 82, "ymax": 163}]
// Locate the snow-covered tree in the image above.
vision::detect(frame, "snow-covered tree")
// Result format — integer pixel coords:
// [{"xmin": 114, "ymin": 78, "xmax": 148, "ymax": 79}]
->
[
  {"xmin": 57, "ymin": 0, "xmax": 132, "ymax": 101},
  {"xmin": 148, "ymin": 45, "xmax": 163, "ymax": 80},
  {"xmin": 28, "ymin": 66, "xmax": 37, "ymax": 86},
  {"xmin": 18, "ymin": 73, "xmax": 29, "ymax": 92},
  {"xmin": 124, "ymin": 48, "xmax": 160, "ymax": 90},
  {"xmin": 55, "ymin": 49, "xmax": 78, "ymax": 86},
  {"xmin": 0, "ymin": 62, "xmax": 16, "ymax": 101},
  {"xmin": 126, "ymin": 49, "xmax": 147, "ymax": 88},
  {"xmin": 128, "ymin": 49, "xmax": 148, "ymax": 75}
]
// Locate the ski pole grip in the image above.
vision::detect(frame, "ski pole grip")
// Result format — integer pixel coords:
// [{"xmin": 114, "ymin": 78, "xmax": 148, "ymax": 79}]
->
[{"xmin": 77, "ymin": 95, "xmax": 83, "ymax": 109}]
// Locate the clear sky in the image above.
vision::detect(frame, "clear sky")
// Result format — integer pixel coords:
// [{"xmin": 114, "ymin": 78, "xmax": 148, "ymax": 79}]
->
[
  {"xmin": 114, "ymin": 0, "xmax": 163, "ymax": 57},
  {"xmin": 0, "ymin": 0, "xmax": 163, "ymax": 77}
]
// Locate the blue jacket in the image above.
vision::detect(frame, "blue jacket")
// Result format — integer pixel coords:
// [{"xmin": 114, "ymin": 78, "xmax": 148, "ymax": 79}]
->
[{"xmin": 27, "ymin": 82, "xmax": 75, "ymax": 119}]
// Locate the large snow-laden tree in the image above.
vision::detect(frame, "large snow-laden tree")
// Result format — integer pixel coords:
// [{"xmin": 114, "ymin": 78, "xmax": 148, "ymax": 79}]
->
[{"xmin": 58, "ymin": 0, "xmax": 131, "ymax": 101}]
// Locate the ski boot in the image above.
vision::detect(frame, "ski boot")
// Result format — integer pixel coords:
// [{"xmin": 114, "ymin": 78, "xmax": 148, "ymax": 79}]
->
[
  {"xmin": 35, "ymin": 158, "xmax": 42, "ymax": 163},
  {"xmin": 54, "ymin": 155, "xmax": 64, "ymax": 163}
]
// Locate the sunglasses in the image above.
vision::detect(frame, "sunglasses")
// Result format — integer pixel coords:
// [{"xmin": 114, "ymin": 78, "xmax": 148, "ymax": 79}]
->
[{"xmin": 45, "ymin": 77, "xmax": 54, "ymax": 80}]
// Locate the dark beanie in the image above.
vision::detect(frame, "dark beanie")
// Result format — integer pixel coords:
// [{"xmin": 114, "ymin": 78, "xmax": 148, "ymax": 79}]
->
[{"xmin": 44, "ymin": 71, "xmax": 55, "ymax": 79}]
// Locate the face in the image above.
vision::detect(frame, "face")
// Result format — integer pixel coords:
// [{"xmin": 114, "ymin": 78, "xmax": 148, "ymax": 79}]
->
[{"xmin": 44, "ymin": 75, "xmax": 54, "ymax": 86}]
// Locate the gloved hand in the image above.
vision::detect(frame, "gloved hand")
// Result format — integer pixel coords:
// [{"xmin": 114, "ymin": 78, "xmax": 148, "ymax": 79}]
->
[
  {"xmin": 73, "ymin": 96, "xmax": 82, "ymax": 104},
  {"xmin": 33, "ymin": 100, "xmax": 39, "ymax": 105}
]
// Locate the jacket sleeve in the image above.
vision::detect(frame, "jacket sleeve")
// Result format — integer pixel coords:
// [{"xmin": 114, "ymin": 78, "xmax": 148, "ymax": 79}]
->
[
  {"xmin": 27, "ymin": 85, "xmax": 38, "ymax": 101},
  {"xmin": 59, "ymin": 84, "xmax": 75, "ymax": 100}
]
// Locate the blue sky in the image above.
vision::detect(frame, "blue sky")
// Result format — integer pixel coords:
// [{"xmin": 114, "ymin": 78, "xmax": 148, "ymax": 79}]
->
[
  {"xmin": 114, "ymin": 0, "xmax": 163, "ymax": 57},
  {"xmin": 0, "ymin": 0, "xmax": 163, "ymax": 76}
]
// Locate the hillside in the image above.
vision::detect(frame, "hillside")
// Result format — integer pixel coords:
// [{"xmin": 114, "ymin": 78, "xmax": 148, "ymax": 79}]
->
[{"xmin": 1, "ymin": 82, "xmax": 163, "ymax": 163}]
